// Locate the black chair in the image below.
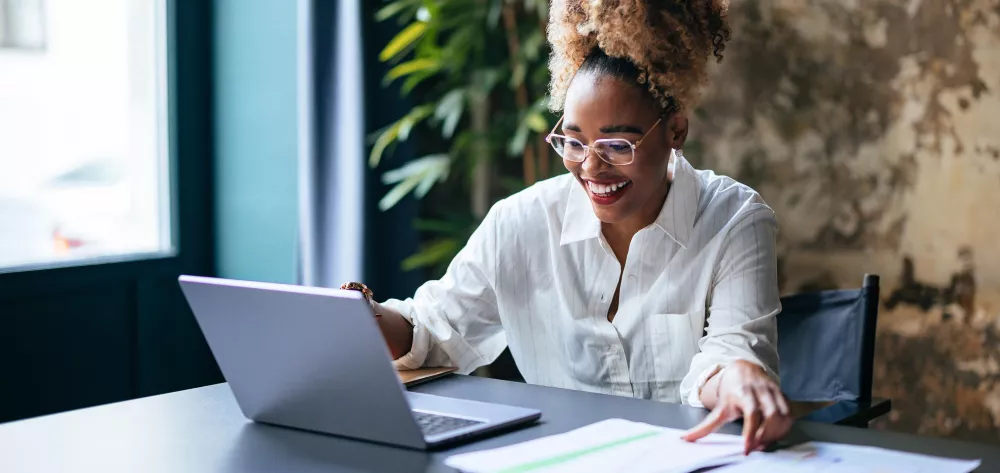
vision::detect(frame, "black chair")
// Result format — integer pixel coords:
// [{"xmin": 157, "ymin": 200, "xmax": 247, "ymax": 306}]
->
[{"xmin": 778, "ymin": 274, "xmax": 891, "ymax": 427}]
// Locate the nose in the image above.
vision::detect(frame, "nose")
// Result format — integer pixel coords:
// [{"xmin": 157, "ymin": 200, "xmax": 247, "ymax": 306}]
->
[{"xmin": 580, "ymin": 148, "xmax": 611, "ymax": 175}]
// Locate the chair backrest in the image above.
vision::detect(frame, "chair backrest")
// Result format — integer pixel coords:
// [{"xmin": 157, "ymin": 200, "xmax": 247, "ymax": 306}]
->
[{"xmin": 777, "ymin": 274, "xmax": 879, "ymax": 403}]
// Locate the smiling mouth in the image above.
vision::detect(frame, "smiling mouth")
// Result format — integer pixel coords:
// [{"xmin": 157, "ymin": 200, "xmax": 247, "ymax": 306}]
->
[{"xmin": 586, "ymin": 179, "xmax": 632, "ymax": 197}]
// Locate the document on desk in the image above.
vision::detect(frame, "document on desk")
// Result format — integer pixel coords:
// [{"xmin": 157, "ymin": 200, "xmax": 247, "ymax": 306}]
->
[
  {"xmin": 444, "ymin": 418, "xmax": 745, "ymax": 473},
  {"xmin": 713, "ymin": 441, "xmax": 981, "ymax": 473}
]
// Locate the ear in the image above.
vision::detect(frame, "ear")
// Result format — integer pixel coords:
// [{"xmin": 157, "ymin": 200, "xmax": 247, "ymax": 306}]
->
[{"xmin": 664, "ymin": 113, "xmax": 689, "ymax": 150}]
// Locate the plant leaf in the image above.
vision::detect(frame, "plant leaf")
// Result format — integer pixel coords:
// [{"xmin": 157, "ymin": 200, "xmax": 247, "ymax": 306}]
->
[
  {"xmin": 531, "ymin": 95, "xmax": 550, "ymax": 112},
  {"xmin": 472, "ymin": 68, "xmax": 502, "ymax": 96},
  {"xmin": 379, "ymin": 22, "xmax": 428, "ymax": 62},
  {"xmin": 414, "ymin": 172, "xmax": 437, "ymax": 198},
  {"xmin": 382, "ymin": 154, "xmax": 450, "ymax": 183},
  {"xmin": 522, "ymin": 30, "xmax": 544, "ymax": 61},
  {"xmin": 434, "ymin": 89, "xmax": 465, "ymax": 139},
  {"xmin": 369, "ymin": 121, "xmax": 401, "ymax": 167},
  {"xmin": 525, "ymin": 112, "xmax": 548, "ymax": 133},
  {"xmin": 441, "ymin": 111, "xmax": 463, "ymax": 140},
  {"xmin": 385, "ymin": 58, "xmax": 441, "ymax": 81},
  {"xmin": 412, "ymin": 218, "xmax": 466, "ymax": 234},
  {"xmin": 375, "ymin": 1, "xmax": 411, "ymax": 22},
  {"xmin": 509, "ymin": 61, "xmax": 526, "ymax": 89},
  {"xmin": 440, "ymin": 25, "xmax": 476, "ymax": 70},
  {"xmin": 508, "ymin": 123, "xmax": 530, "ymax": 157},
  {"xmin": 400, "ymin": 69, "xmax": 437, "ymax": 95},
  {"xmin": 450, "ymin": 130, "xmax": 476, "ymax": 155},
  {"xmin": 379, "ymin": 176, "xmax": 422, "ymax": 211},
  {"xmin": 487, "ymin": 0, "xmax": 503, "ymax": 28},
  {"xmin": 398, "ymin": 105, "xmax": 434, "ymax": 141},
  {"xmin": 419, "ymin": 0, "xmax": 441, "ymax": 22},
  {"xmin": 379, "ymin": 154, "xmax": 450, "ymax": 210},
  {"xmin": 415, "ymin": 32, "xmax": 442, "ymax": 58},
  {"xmin": 401, "ymin": 238, "xmax": 460, "ymax": 271}
]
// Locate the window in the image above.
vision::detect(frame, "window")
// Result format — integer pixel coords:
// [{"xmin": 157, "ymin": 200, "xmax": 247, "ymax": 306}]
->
[{"xmin": 0, "ymin": 0, "xmax": 171, "ymax": 271}]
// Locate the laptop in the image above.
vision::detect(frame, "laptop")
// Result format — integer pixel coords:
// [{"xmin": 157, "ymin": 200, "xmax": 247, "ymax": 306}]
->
[{"xmin": 178, "ymin": 275, "xmax": 541, "ymax": 450}]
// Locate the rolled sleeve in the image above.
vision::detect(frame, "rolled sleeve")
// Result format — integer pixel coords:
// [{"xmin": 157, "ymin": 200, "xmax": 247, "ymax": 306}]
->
[
  {"xmin": 381, "ymin": 203, "xmax": 507, "ymax": 375},
  {"xmin": 680, "ymin": 206, "xmax": 781, "ymax": 407},
  {"xmin": 381, "ymin": 298, "xmax": 432, "ymax": 370}
]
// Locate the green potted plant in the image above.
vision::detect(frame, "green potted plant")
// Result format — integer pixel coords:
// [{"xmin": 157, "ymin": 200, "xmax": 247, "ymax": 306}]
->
[{"xmin": 370, "ymin": 0, "xmax": 555, "ymax": 276}]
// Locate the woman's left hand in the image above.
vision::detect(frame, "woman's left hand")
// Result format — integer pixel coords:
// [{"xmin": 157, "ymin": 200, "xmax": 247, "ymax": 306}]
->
[{"xmin": 681, "ymin": 360, "xmax": 792, "ymax": 454}]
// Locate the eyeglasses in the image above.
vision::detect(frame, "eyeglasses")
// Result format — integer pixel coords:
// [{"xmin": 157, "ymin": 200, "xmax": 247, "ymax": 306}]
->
[{"xmin": 545, "ymin": 115, "xmax": 662, "ymax": 166}]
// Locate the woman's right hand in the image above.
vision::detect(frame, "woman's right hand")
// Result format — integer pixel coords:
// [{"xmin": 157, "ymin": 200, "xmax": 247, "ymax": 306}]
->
[{"xmin": 372, "ymin": 302, "xmax": 414, "ymax": 360}]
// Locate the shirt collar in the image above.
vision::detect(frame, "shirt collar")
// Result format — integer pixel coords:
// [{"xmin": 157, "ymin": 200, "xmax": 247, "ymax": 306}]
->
[{"xmin": 559, "ymin": 150, "xmax": 698, "ymax": 249}]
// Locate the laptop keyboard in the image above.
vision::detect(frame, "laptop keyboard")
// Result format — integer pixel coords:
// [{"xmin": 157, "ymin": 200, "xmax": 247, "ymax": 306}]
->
[{"xmin": 413, "ymin": 411, "xmax": 485, "ymax": 437}]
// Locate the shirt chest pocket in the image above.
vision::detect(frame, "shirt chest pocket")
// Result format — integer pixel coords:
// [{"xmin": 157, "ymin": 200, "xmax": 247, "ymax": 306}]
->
[{"xmin": 647, "ymin": 312, "xmax": 703, "ymax": 383}]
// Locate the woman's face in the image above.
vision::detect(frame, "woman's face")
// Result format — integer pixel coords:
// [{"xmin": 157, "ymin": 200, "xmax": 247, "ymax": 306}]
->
[{"xmin": 560, "ymin": 72, "xmax": 684, "ymax": 227}]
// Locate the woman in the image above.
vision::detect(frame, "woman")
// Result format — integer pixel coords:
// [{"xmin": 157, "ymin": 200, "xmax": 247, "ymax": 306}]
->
[{"xmin": 345, "ymin": 0, "xmax": 792, "ymax": 453}]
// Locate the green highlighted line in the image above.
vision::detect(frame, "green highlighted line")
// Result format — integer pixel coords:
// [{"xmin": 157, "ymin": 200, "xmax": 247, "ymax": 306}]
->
[{"xmin": 497, "ymin": 430, "xmax": 662, "ymax": 473}]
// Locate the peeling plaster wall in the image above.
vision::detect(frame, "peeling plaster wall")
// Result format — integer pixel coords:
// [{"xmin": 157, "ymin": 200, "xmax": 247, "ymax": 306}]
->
[{"xmin": 690, "ymin": 0, "xmax": 1000, "ymax": 441}]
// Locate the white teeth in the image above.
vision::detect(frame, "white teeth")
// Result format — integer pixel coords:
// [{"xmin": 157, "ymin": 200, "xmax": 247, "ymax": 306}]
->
[{"xmin": 588, "ymin": 180, "xmax": 630, "ymax": 195}]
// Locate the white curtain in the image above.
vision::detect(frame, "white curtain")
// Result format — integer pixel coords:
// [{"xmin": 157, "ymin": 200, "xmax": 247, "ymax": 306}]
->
[{"xmin": 297, "ymin": 0, "xmax": 365, "ymax": 288}]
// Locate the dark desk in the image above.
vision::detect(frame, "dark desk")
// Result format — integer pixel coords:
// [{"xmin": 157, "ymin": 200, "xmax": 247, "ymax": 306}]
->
[{"xmin": 1, "ymin": 376, "xmax": 996, "ymax": 472}]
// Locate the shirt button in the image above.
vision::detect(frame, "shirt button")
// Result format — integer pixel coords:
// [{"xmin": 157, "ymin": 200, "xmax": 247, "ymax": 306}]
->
[
  {"xmin": 600, "ymin": 293, "xmax": 605, "ymax": 301},
  {"xmin": 627, "ymin": 275, "xmax": 637, "ymax": 282}
]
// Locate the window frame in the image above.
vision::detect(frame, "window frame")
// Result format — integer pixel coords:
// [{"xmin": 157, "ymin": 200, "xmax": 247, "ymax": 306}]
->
[
  {"xmin": 0, "ymin": 0, "xmax": 213, "ymax": 290},
  {"xmin": 0, "ymin": 0, "xmax": 219, "ymax": 423}
]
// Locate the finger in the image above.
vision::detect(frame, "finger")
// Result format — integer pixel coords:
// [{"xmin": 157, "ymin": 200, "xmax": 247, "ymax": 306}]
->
[
  {"xmin": 755, "ymin": 415, "xmax": 794, "ymax": 453},
  {"xmin": 739, "ymin": 392, "xmax": 761, "ymax": 455},
  {"xmin": 753, "ymin": 385, "xmax": 777, "ymax": 431},
  {"xmin": 773, "ymin": 386, "xmax": 790, "ymax": 416},
  {"xmin": 767, "ymin": 386, "xmax": 793, "ymax": 444},
  {"xmin": 752, "ymin": 386, "xmax": 780, "ymax": 447},
  {"xmin": 682, "ymin": 405, "xmax": 729, "ymax": 442},
  {"xmin": 764, "ymin": 412, "xmax": 795, "ymax": 446},
  {"xmin": 758, "ymin": 388, "xmax": 796, "ymax": 448}
]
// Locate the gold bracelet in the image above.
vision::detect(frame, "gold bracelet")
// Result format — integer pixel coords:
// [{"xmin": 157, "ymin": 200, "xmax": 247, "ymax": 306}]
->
[{"xmin": 339, "ymin": 282, "xmax": 380, "ymax": 318}]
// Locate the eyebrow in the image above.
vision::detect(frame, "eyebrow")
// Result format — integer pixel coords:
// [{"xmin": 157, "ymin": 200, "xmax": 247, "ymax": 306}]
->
[{"xmin": 562, "ymin": 122, "xmax": 644, "ymax": 135}]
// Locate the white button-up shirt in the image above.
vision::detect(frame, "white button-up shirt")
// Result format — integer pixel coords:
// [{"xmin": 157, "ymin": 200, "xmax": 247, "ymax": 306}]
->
[{"xmin": 383, "ymin": 154, "xmax": 780, "ymax": 406}]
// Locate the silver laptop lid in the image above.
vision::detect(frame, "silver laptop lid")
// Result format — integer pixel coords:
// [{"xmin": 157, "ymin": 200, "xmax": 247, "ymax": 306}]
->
[{"xmin": 178, "ymin": 276, "xmax": 426, "ymax": 449}]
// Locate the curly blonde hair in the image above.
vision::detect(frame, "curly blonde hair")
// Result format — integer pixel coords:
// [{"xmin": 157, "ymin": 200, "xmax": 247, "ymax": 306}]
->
[{"xmin": 547, "ymin": 0, "xmax": 731, "ymax": 114}]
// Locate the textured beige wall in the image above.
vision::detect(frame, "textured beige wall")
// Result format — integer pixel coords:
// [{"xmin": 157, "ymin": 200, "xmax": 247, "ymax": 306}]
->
[{"xmin": 690, "ymin": 0, "xmax": 1000, "ymax": 441}]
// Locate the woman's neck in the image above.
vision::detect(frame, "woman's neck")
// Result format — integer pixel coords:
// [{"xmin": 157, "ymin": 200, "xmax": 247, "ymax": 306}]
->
[{"xmin": 602, "ymin": 177, "xmax": 671, "ymax": 262}]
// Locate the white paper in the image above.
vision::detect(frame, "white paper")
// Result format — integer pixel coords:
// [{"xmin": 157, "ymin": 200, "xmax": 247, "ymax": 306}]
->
[
  {"xmin": 714, "ymin": 441, "xmax": 981, "ymax": 473},
  {"xmin": 444, "ymin": 418, "xmax": 745, "ymax": 473}
]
